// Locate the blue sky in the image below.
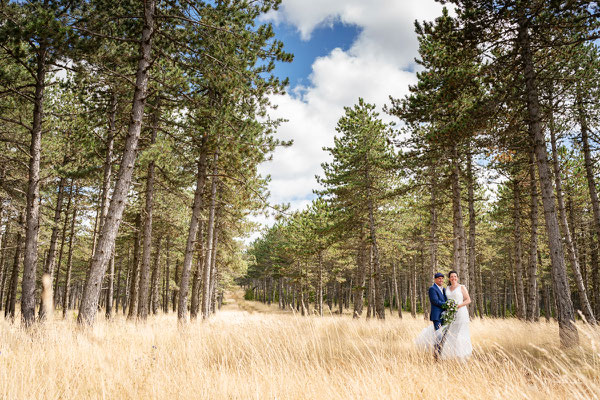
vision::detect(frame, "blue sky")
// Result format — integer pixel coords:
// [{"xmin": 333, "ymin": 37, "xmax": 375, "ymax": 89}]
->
[
  {"xmin": 272, "ymin": 22, "xmax": 362, "ymax": 88},
  {"xmin": 253, "ymin": 0, "xmax": 447, "ymax": 235}
]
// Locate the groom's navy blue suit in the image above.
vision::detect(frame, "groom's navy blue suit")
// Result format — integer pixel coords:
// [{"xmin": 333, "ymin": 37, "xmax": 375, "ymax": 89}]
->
[{"xmin": 429, "ymin": 284, "xmax": 447, "ymax": 330}]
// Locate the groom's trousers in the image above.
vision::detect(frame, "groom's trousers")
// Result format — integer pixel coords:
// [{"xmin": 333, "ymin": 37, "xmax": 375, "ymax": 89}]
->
[{"xmin": 433, "ymin": 320, "xmax": 442, "ymax": 358}]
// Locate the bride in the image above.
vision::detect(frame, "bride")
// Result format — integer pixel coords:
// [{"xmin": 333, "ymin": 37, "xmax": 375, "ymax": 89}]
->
[{"xmin": 415, "ymin": 270, "xmax": 473, "ymax": 360}]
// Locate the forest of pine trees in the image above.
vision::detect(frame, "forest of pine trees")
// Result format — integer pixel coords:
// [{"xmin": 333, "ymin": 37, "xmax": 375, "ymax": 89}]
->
[
  {"xmin": 0, "ymin": 0, "xmax": 599, "ymax": 351},
  {"xmin": 0, "ymin": 0, "xmax": 291, "ymax": 326},
  {"xmin": 242, "ymin": 2, "xmax": 600, "ymax": 347}
]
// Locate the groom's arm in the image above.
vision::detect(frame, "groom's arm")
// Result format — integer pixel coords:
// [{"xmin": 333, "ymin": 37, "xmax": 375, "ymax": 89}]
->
[{"xmin": 428, "ymin": 287, "xmax": 446, "ymax": 308}]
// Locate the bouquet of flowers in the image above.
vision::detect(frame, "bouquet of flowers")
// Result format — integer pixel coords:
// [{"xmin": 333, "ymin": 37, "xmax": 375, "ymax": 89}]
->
[{"xmin": 441, "ymin": 299, "xmax": 458, "ymax": 326}]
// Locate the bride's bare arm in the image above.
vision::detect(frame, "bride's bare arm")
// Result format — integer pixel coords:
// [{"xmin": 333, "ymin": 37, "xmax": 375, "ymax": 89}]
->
[{"xmin": 458, "ymin": 285, "xmax": 471, "ymax": 308}]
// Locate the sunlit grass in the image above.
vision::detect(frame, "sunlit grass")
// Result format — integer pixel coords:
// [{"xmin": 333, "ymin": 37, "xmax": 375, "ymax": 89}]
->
[{"xmin": 1, "ymin": 292, "xmax": 598, "ymax": 399}]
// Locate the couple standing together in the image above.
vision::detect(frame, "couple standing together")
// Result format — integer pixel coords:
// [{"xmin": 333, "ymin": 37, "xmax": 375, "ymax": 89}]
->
[{"xmin": 416, "ymin": 270, "xmax": 473, "ymax": 360}]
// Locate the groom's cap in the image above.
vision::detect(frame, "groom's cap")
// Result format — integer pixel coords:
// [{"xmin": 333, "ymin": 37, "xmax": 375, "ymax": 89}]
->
[{"xmin": 434, "ymin": 272, "xmax": 444, "ymax": 278}]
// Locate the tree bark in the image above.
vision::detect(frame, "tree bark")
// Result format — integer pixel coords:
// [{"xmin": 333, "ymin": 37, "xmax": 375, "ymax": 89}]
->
[
  {"xmin": 575, "ymin": 89, "xmax": 598, "ymax": 323},
  {"xmin": 201, "ymin": 151, "xmax": 219, "ymax": 320},
  {"xmin": 317, "ymin": 251, "xmax": 323, "ymax": 316},
  {"xmin": 62, "ymin": 192, "xmax": 78, "ymax": 318},
  {"xmin": 450, "ymin": 146, "xmax": 468, "ymax": 285},
  {"xmin": 0, "ymin": 219, "xmax": 10, "ymax": 312},
  {"xmin": 393, "ymin": 262, "xmax": 402, "ymax": 318},
  {"xmin": 127, "ymin": 213, "xmax": 143, "ymax": 320},
  {"xmin": 526, "ymin": 148, "xmax": 539, "ymax": 321},
  {"xmin": 105, "ymin": 254, "xmax": 115, "ymax": 319},
  {"xmin": 5, "ymin": 214, "xmax": 23, "ymax": 320},
  {"xmin": 177, "ymin": 139, "xmax": 209, "ymax": 323},
  {"xmin": 137, "ymin": 105, "xmax": 159, "ymax": 320},
  {"xmin": 21, "ymin": 41, "xmax": 48, "ymax": 327},
  {"xmin": 78, "ymin": 0, "xmax": 157, "ymax": 326},
  {"xmin": 114, "ymin": 256, "xmax": 122, "ymax": 313},
  {"xmin": 149, "ymin": 236, "xmax": 162, "ymax": 315},
  {"xmin": 512, "ymin": 179, "xmax": 526, "ymax": 319},
  {"xmin": 466, "ymin": 151, "xmax": 478, "ymax": 316},
  {"xmin": 39, "ymin": 177, "xmax": 66, "ymax": 320},
  {"xmin": 353, "ymin": 230, "xmax": 367, "ymax": 318},
  {"xmin": 518, "ymin": 13, "xmax": 577, "ymax": 345}
]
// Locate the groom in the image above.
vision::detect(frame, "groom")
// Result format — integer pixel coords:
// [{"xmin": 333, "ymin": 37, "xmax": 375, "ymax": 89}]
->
[{"xmin": 429, "ymin": 272, "xmax": 447, "ymax": 359}]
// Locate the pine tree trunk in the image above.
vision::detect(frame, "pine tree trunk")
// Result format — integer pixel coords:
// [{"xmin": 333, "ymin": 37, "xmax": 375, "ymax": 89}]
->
[
  {"xmin": 201, "ymin": 152, "xmax": 219, "ymax": 320},
  {"xmin": 177, "ymin": 139, "xmax": 209, "ymax": 323},
  {"xmin": 450, "ymin": 146, "xmax": 468, "ymax": 285},
  {"xmin": 5, "ymin": 214, "xmax": 23, "ymax": 320},
  {"xmin": 190, "ymin": 223, "xmax": 204, "ymax": 319},
  {"xmin": 137, "ymin": 106, "xmax": 159, "ymax": 320},
  {"xmin": 127, "ymin": 213, "xmax": 142, "ymax": 320},
  {"xmin": 353, "ymin": 231, "xmax": 367, "ymax": 318},
  {"xmin": 575, "ymin": 89, "xmax": 599, "ymax": 323},
  {"xmin": 411, "ymin": 255, "xmax": 417, "ymax": 318},
  {"xmin": 526, "ymin": 148, "xmax": 539, "ymax": 321},
  {"xmin": 150, "ymin": 236, "xmax": 162, "ymax": 315},
  {"xmin": 547, "ymin": 101, "xmax": 595, "ymax": 323},
  {"xmin": 78, "ymin": 0, "xmax": 157, "ymax": 326},
  {"xmin": 114, "ymin": 256, "xmax": 122, "ymax": 313},
  {"xmin": 172, "ymin": 259, "xmax": 179, "ymax": 313},
  {"xmin": 466, "ymin": 151, "xmax": 477, "ymax": 317},
  {"xmin": 0, "ymin": 219, "xmax": 11, "ymax": 312},
  {"xmin": 105, "ymin": 254, "xmax": 115, "ymax": 319},
  {"xmin": 317, "ymin": 250, "xmax": 323, "ymax": 316},
  {"xmin": 429, "ymin": 168, "xmax": 438, "ymax": 282},
  {"xmin": 164, "ymin": 236, "xmax": 170, "ymax": 313},
  {"xmin": 39, "ymin": 177, "xmax": 66, "ymax": 320},
  {"xmin": 518, "ymin": 14, "xmax": 577, "ymax": 345},
  {"xmin": 54, "ymin": 182, "xmax": 73, "ymax": 307},
  {"xmin": 21, "ymin": 42, "xmax": 48, "ymax": 327},
  {"xmin": 512, "ymin": 179, "xmax": 526, "ymax": 319},
  {"xmin": 209, "ymin": 224, "xmax": 220, "ymax": 315},
  {"xmin": 393, "ymin": 262, "xmax": 402, "ymax": 318},
  {"xmin": 62, "ymin": 194, "xmax": 78, "ymax": 319},
  {"xmin": 589, "ymin": 224, "xmax": 599, "ymax": 317}
]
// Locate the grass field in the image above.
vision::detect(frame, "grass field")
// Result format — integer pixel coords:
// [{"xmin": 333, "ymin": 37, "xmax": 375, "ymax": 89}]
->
[{"xmin": 1, "ymin": 292, "xmax": 599, "ymax": 399}]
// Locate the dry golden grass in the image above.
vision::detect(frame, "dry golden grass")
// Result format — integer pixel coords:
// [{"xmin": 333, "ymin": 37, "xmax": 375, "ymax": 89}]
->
[{"xmin": 1, "ymin": 292, "xmax": 599, "ymax": 399}]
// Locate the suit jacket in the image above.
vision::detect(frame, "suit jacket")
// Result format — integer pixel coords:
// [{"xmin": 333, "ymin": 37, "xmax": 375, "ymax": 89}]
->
[{"xmin": 429, "ymin": 284, "xmax": 447, "ymax": 322}]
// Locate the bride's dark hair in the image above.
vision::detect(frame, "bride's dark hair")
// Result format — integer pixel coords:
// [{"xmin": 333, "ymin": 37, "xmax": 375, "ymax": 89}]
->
[{"xmin": 448, "ymin": 270, "xmax": 458, "ymax": 285}]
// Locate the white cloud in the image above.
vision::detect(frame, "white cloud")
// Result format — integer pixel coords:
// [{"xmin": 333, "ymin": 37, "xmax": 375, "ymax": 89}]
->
[{"xmin": 251, "ymin": 1, "xmax": 446, "ymax": 239}]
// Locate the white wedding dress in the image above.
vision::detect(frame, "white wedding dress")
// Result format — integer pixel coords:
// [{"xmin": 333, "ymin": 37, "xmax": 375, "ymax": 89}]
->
[{"xmin": 415, "ymin": 285, "xmax": 472, "ymax": 360}]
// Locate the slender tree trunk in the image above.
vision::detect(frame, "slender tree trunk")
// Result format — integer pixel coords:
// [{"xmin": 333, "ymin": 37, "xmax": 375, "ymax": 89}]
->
[
  {"xmin": 178, "ymin": 139, "xmax": 209, "ymax": 323},
  {"xmin": 115, "ymin": 256, "xmax": 122, "ymax": 313},
  {"xmin": 575, "ymin": 89, "xmax": 599, "ymax": 324},
  {"xmin": 512, "ymin": 179, "xmax": 526, "ymax": 319},
  {"xmin": 62, "ymin": 194, "xmax": 78, "ymax": 319},
  {"xmin": 39, "ymin": 177, "xmax": 66, "ymax": 320},
  {"xmin": 353, "ymin": 230, "xmax": 367, "ymax": 318},
  {"xmin": 5, "ymin": 214, "xmax": 23, "ymax": 320},
  {"xmin": 150, "ymin": 236, "xmax": 162, "ymax": 315},
  {"xmin": 410, "ymin": 255, "xmax": 417, "ymax": 318},
  {"xmin": 201, "ymin": 151, "xmax": 219, "ymax": 320},
  {"xmin": 105, "ymin": 254, "xmax": 115, "ymax": 319},
  {"xmin": 365, "ymin": 163, "xmax": 385, "ymax": 319},
  {"xmin": 518, "ymin": 14, "xmax": 577, "ymax": 345},
  {"xmin": 526, "ymin": 148, "xmax": 539, "ymax": 321},
  {"xmin": 450, "ymin": 146, "xmax": 468, "ymax": 285},
  {"xmin": 209, "ymin": 223, "xmax": 220, "ymax": 315},
  {"xmin": 21, "ymin": 42, "xmax": 49, "ymax": 327},
  {"xmin": 429, "ymin": 167, "xmax": 438, "ymax": 281},
  {"xmin": 466, "ymin": 151, "xmax": 477, "ymax": 317},
  {"xmin": 0, "ymin": 219, "xmax": 11, "ymax": 312},
  {"xmin": 137, "ymin": 106, "xmax": 159, "ymax": 320},
  {"xmin": 164, "ymin": 236, "xmax": 170, "ymax": 313},
  {"xmin": 589, "ymin": 223, "xmax": 599, "ymax": 317},
  {"xmin": 172, "ymin": 259, "xmax": 179, "ymax": 313},
  {"xmin": 127, "ymin": 213, "xmax": 142, "ymax": 320},
  {"xmin": 393, "ymin": 262, "xmax": 402, "ymax": 318},
  {"xmin": 317, "ymin": 250, "xmax": 323, "ymax": 316},
  {"xmin": 54, "ymin": 181, "xmax": 73, "ymax": 307},
  {"xmin": 547, "ymin": 99, "xmax": 595, "ymax": 323},
  {"xmin": 78, "ymin": 0, "xmax": 157, "ymax": 326}
]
